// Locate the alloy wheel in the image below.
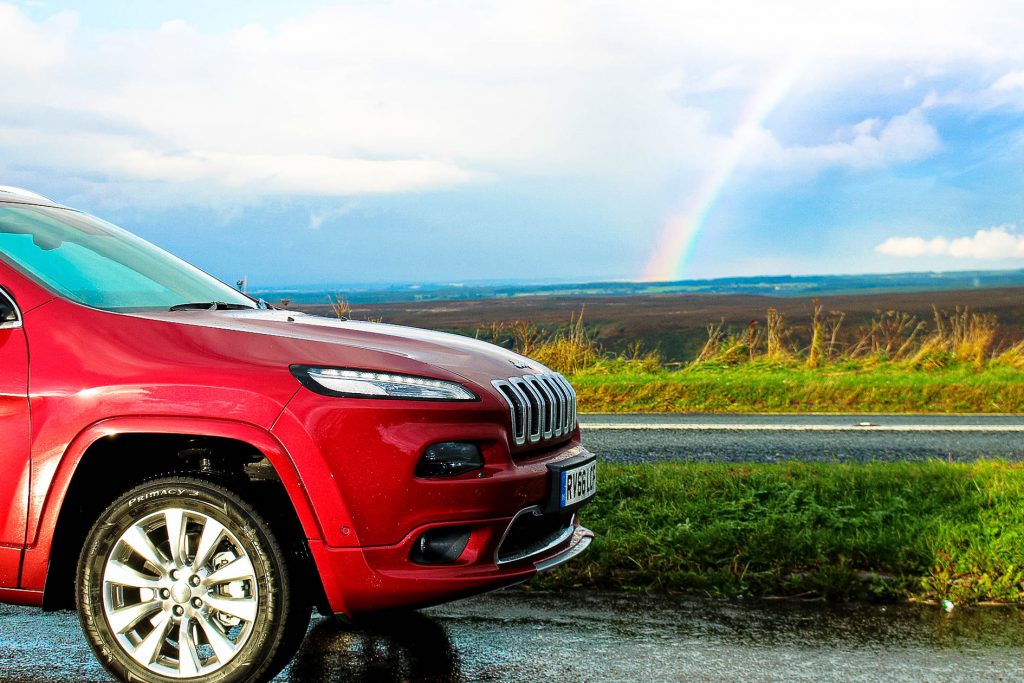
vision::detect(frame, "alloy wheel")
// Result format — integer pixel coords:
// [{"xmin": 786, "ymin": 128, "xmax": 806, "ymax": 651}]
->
[{"xmin": 100, "ymin": 507, "xmax": 259, "ymax": 678}]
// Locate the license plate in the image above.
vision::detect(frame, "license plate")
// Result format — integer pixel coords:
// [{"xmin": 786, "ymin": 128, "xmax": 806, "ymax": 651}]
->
[{"xmin": 560, "ymin": 459, "xmax": 597, "ymax": 508}]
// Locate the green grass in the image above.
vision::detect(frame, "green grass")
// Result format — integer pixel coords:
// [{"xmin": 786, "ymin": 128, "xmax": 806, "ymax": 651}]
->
[
  {"xmin": 568, "ymin": 362, "xmax": 1024, "ymax": 413},
  {"xmin": 536, "ymin": 461, "xmax": 1024, "ymax": 603}
]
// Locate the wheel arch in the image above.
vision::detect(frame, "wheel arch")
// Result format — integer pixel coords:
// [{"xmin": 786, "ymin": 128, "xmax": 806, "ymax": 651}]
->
[{"xmin": 30, "ymin": 416, "xmax": 324, "ymax": 610}]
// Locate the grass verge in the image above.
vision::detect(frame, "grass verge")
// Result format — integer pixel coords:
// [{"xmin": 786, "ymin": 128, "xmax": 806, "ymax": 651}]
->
[
  {"xmin": 568, "ymin": 362, "xmax": 1024, "ymax": 413},
  {"xmin": 535, "ymin": 461, "xmax": 1024, "ymax": 604},
  {"xmin": 467, "ymin": 304, "xmax": 1024, "ymax": 413}
]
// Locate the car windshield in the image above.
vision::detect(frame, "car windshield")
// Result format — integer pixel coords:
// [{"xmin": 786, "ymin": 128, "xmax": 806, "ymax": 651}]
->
[{"xmin": 0, "ymin": 204, "xmax": 255, "ymax": 311}]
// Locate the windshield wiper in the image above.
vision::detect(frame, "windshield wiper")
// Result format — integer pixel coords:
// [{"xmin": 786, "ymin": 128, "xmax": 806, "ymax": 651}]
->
[{"xmin": 168, "ymin": 301, "xmax": 257, "ymax": 312}]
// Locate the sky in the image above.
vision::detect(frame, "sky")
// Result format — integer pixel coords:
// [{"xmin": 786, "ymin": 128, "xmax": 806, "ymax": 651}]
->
[{"xmin": 2, "ymin": 1, "xmax": 1024, "ymax": 287}]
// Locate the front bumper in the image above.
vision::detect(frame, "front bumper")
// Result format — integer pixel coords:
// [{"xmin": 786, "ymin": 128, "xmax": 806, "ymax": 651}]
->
[
  {"xmin": 277, "ymin": 389, "xmax": 596, "ymax": 616},
  {"xmin": 309, "ymin": 518, "xmax": 595, "ymax": 616}
]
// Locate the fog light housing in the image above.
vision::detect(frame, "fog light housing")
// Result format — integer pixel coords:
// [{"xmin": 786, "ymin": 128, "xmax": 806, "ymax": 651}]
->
[
  {"xmin": 415, "ymin": 442, "xmax": 483, "ymax": 477},
  {"xmin": 410, "ymin": 527, "xmax": 472, "ymax": 564}
]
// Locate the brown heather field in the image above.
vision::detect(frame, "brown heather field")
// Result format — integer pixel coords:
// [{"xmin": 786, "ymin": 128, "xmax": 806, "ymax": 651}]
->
[{"xmin": 294, "ymin": 287, "xmax": 1024, "ymax": 363}]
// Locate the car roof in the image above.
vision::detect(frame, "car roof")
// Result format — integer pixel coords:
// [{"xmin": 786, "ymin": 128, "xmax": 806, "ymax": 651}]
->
[{"xmin": 0, "ymin": 186, "xmax": 61, "ymax": 207}]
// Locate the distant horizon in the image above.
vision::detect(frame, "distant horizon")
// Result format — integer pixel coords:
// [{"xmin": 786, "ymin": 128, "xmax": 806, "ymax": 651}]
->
[
  {"xmin": 238, "ymin": 266, "xmax": 1024, "ymax": 308},
  {"xmin": 246, "ymin": 265, "xmax": 1024, "ymax": 293}
]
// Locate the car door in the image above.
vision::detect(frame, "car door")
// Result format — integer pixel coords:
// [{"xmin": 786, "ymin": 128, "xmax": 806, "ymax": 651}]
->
[{"xmin": 0, "ymin": 286, "xmax": 30, "ymax": 587}]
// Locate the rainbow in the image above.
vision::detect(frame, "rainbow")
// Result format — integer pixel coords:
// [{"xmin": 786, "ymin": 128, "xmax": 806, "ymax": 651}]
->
[{"xmin": 642, "ymin": 56, "xmax": 809, "ymax": 282}]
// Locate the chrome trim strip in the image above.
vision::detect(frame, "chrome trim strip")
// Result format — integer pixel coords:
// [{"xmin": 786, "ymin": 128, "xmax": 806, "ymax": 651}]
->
[
  {"xmin": 0, "ymin": 288, "xmax": 22, "ymax": 331},
  {"xmin": 525, "ymin": 375, "xmax": 555, "ymax": 440},
  {"xmin": 494, "ymin": 505, "xmax": 542, "ymax": 565},
  {"xmin": 538, "ymin": 375, "xmax": 561, "ymax": 438},
  {"xmin": 511, "ymin": 376, "xmax": 542, "ymax": 443},
  {"xmin": 0, "ymin": 185, "xmax": 52, "ymax": 202},
  {"xmin": 534, "ymin": 526, "xmax": 594, "ymax": 572},
  {"xmin": 554, "ymin": 373, "xmax": 577, "ymax": 430},
  {"xmin": 550, "ymin": 374, "xmax": 568, "ymax": 430},
  {"xmin": 543, "ymin": 375, "xmax": 568, "ymax": 436},
  {"xmin": 494, "ymin": 506, "xmax": 576, "ymax": 566},
  {"xmin": 490, "ymin": 380, "xmax": 523, "ymax": 446},
  {"xmin": 505, "ymin": 381, "xmax": 532, "ymax": 444}
]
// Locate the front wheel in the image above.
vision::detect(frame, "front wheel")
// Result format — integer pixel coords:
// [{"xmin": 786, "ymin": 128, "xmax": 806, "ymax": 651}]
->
[{"xmin": 76, "ymin": 476, "xmax": 308, "ymax": 682}]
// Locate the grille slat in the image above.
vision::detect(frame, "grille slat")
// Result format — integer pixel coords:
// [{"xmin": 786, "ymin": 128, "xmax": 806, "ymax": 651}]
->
[
  {"xmin": 525, "ymin": 375, "xmax": 554, "ymax": 440},
  {"xmin": 543, "ymin": 375, "xmax": 568, "ymax": 436},
  {"xmin": 492, "ymin": 372, "xmax": 578, "ymax": 447},
  {"xmin": 497, "ymin": 384, "xmax": 526, "ymax": 443},
  {"xmin": 553, "ymin": 373, "xmax": 577, "ymax": 431},
  {"xmin": 511, "ymin": 377, "xmax": 541, "ymax": 442}
]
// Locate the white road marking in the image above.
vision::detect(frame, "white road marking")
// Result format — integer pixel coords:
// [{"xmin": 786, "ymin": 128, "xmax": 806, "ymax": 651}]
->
[{"xmin": 580, "ymin": 423, "xmax": 1024, "ymax": 432}]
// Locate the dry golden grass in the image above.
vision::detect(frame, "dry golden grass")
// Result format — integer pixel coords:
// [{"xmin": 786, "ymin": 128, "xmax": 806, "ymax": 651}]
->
[
  {"xmin": 765, "ymin": 307, "xmax": 790, "ymax": 361},
  {"xmin": 849, "ymin": 310, "xmax": 926, "ymax": 361},
  {"xmin": 908, "ymin": 307, "xmax": 998, "ymax": 370},
  {"xmin": 486, "ymin": 311, "xmax": 601, "ymax": 374},
  {"xmin": 484, "ymin": 308, "xmax": 661, "ymax": 375},
  {"xmin": 327, "ymin": 293, "xmax": 352, "ymax": 319},
  {"xmin": 806, "ymin": 299, "xmax": 827, "ymax": 368},
  {"xmin": 695, "ymin": 322, "xmax": 760, "ymax": 366},
  {"xmin": 994, "ymin": 337, "xmax": 1024, "ymax": 370},
  {"xmin": 506, "ymin": 301, "xmax": 1020, "ymax": 376}
]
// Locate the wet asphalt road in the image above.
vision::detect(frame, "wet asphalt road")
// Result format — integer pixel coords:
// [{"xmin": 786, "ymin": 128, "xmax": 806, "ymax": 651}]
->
[
  {"xmin": 2, "ymin": 590, "xmax": 1023, "ymax": 682},
  {"xmin": 579, "ymin": 413, "xmax": 1024, "ymax": 463}
]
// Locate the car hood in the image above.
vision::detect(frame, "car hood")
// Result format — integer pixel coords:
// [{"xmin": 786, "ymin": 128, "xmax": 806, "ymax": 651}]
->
[{"xmin": 133, "ymin": 308, "xmax": 545, "ymax": 387}]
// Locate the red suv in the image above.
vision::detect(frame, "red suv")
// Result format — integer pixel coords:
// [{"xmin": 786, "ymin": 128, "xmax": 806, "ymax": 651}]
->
[{"xmin": 0, "ymin": 186, "xmax": 596, "ymax": 682}]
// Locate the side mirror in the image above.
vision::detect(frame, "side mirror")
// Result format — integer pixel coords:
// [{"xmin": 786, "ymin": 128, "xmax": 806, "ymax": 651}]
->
[{"xmin": 0, "ymin": 289, "xmax": 20, "ymax": 327}]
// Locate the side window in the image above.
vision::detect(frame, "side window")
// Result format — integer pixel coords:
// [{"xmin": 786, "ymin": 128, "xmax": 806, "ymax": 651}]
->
[{"xmin": 0, "ymin": 289, "xmax": 20, "ymax": 328}]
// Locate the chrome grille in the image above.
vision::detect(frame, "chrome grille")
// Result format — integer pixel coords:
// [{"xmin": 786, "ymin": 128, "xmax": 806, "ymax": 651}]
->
[{"xmin": 492, "ymin": 373, "xmax": 577, "ymax": 447}]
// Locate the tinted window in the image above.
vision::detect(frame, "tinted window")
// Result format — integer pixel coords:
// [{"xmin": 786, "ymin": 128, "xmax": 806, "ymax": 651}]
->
[{"xmin": 0, "ymin": 205, "xmax": 254, "ymax": 311}]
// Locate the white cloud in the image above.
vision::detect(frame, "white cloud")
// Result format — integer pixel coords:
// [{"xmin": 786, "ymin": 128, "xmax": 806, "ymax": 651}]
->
[
  {"xmin": 876, "ymin": 225, "xmax": 1024, "ymax": 259},
  {"xmin": 938, "ymin": 64, "xmax": 1024, "ymax": 113},
  {"xmin": 308, "ymin": 203, "xmax": 357, "ymax": 231},
  {"xmin": 744, "ymin": 108, "xmax": 940, "ymax": 172},
  {"xmin": 991, "ymin": 70, "xmax": 1024, "ymax": 92},
  {"xmin": 0, "ymin": 0, "xmax": 1022, "ymax": 202},
  {"xmin": 975, "ymin": 68, "xmax": 1024, "ymax": 111},
  {"xmin": 0, "ymin": 124, "xmax": 481, "ymax": 199},
  {"xmin": 0, "ymin": 3, "xmax": 75, "ymax": 70},
  {"xmin": 105, "ymin": 151, "xmax": 481, "ymax": 196}
]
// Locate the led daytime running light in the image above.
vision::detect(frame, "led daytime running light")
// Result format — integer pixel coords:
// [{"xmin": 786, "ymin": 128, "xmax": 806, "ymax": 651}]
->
[{"xmin": 301, "ymin": 367, "xmax": 476, "ymax": 400}]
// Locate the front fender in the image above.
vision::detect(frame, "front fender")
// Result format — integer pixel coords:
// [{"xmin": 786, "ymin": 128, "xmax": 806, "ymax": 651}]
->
[{"xmin": 19, "ymin": 415, "xmax": 327, "ymax": 591}]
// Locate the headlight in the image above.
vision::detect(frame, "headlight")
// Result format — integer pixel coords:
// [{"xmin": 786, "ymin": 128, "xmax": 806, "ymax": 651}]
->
[{"xmin": 291, "ymin": 365, "xmax": 478, "ymax": 401}]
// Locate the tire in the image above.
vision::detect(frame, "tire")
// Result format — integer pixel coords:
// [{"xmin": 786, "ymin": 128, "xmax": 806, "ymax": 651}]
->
[{"xmin": 76, "ymin": 476, "xmax": 309, "ymax": 683}]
